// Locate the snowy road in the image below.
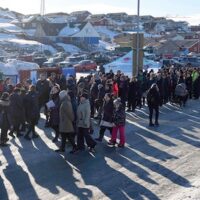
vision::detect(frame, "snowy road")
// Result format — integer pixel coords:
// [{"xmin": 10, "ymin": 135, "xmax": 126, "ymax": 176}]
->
[{"xmin": 1, "ymin": 100, "xmax": 200, "ymax": 199}]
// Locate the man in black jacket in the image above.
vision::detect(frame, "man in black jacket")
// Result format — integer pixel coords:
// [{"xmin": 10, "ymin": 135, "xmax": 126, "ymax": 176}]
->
[
  {"xmin": 9, "ymin": 88, "xmax": 24, "ymax": 137},
  {"xmin": 147, "ymin": 83, "xmax": 160, "ymax": 127}
]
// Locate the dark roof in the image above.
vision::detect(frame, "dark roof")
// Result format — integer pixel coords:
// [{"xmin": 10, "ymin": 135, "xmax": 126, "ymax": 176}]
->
[
  {"xmin": 175, "ymin": 39, "xmax": 199, "ymax": 48},
  {"xmin": 39, "ymin": 22, "xmax": 67, "ymax": 36},
  {"xmin": 45, "ymin": 12, "xmax": 69, "ymax": 17}
]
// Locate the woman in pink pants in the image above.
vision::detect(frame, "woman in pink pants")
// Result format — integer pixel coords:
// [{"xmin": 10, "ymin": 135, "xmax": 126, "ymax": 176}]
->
[{"xmin": 108, "ymin": 98, "xmax": 126, "ymax": 147}]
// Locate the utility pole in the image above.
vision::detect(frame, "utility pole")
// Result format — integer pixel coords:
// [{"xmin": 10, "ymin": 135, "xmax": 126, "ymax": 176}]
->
[
  {"xmin": 132, "ymin": 0, "xmax": 143, "ymax": 77},
  {"xmin": 40, "ymin": 0, "xmax": 45, "ymax": 16},
  {"xmin": 136, "ymin": 0, "xmax": 140, "ymax": 76}
]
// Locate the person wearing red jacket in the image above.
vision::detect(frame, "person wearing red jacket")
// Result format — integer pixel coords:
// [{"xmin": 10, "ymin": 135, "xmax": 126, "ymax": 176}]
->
[{"xmin": 112, "ymin": 81, "xmax": 118, "ymax": 98}]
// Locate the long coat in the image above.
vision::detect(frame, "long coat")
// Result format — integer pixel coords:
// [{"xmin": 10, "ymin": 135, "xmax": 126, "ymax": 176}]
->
[
  {"xmin": 59, "ymin": 95, "xmax": 74, "ymax": 133},
  {"xmin": 49, "ymin": 93, "xmax": 60, "ymax": 127},
  {"xmin": 24, "ymin": 91, "xmax": 40, "ymax": 124},
  {"xmin": 0, "ymin": 99, "xmax": 11, "ymax": 130},
  {"xmin": 77, "ymin": 99, "xmax": 91, "ymax": 128},
  {"xmin": 36, "ymin": 79, "xmax": 50, "ymax": 106},
  {"xmin": 102, "ymin": 99, "xmax": 114, "ymax": 123},
  {"xmin": 147, "ymin": 87, "xmax": 160, "ymax": 108},
  {"xmin": 9, "ymin": 92, "xmax": 24, "ymax": 126}
]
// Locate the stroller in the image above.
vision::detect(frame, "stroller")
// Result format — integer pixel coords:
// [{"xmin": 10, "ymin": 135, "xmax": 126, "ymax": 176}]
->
[{"xmin": 171, "ymin": 83, "xmax": 188, "ymax": 107}]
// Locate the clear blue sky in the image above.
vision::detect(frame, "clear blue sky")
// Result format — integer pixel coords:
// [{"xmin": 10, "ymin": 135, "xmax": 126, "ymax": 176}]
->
[{"xmin": 1, "ymin": 0, "xmax": 200, "ymax": 24}]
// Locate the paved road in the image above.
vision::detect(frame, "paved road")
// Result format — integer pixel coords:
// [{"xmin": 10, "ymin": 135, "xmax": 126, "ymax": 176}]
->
[{"xmin": 1, "ymin": 100, "xmax": 200, "ymax": 200}]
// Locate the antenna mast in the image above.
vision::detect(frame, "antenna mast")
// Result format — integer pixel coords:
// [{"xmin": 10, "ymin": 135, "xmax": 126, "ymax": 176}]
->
[{"xmin": 40, "ymin": 0, "xmax": 45, "ymax": 16}]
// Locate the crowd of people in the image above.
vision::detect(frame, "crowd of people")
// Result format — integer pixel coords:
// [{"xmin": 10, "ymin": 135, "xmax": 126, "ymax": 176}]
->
[{"xmin": 0, "ymin": 64, "xmax": 199, "ymax": 152}]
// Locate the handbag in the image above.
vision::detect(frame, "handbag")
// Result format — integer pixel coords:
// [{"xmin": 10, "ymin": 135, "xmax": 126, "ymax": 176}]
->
[{"xmin": 100, "ymin": 120, "xmax": 113, "ymax": 127}]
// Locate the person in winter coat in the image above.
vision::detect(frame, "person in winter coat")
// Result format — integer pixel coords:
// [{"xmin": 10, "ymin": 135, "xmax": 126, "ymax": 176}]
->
[
  {"xmin": 108, "ymin": 98, "xmax": 126, "ymax": 147},
  {"xmin": 95, "ymin": 93, "xmax": 114, "ymax": 142},
  {"xmin": 127, "ymin": 77, "xmax": 138, "ymax": 112},
  {"xmin": 24, "ymin": 85, "xmax": 40, "ymax": 140},
  {"xmin": 0, "ymin": 92, "xmax": 11, "ymax": 146},
  {"xmin": 36, "ymin": 73, "xmax": 51, "ymax": 110},
  {"xmin": 55, "ymin": 90, "xmax": 77, "ymax": 153},
  {"xmin": 185, "ymin": 72, "xmax": 192, "ymax": 99},
  {"xmin": 118, "ymin": 75, "xmax": 128, "ymax": 106},
  {"xmin": 48, "ymin": 85, "xmax": 60, "ymax": 143},
  {"xmin": 147, "ymin": 83, "xmax": 160, "ymax": 127},
  {"xmin": 112, "ymin": 80, "xmax": 119, "ymax": 98},
  {"xmin": 90, "ymin": 81, "xmax": 98, "ymax": 118},
  {"xmin": 9, "ymin": 88, "xmax": 24, "ymax": 138},
  {"xmin": 77, "ymin": 93, "xmax": 96, "ymax": 152}
]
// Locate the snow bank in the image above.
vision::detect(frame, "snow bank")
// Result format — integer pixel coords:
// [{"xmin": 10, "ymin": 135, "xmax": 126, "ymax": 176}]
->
[
  {"xmin": 5, "ymin": 39, "xmax": 57, "ymax": 54},
  {"xmin": 0, "ymin": 23, "xmax": 22, "ymax": 33},
  {"xmin": 0, "ymin": 62, "xmax": 17, "ymax": 75},
  {"xmin": 95, "ymin": 26, "xmax": 118, "ymax": 39},
  {"xmin": 98, "ymin": 40, "xmax": 117, "ymax": 51},
  {"xmin": 56, "ymin": 43, "xmax": 81, "ymax": 53},
  {"xmin": 6, "ymin": 59, "xmax": 40, "ymax": 71},
  {"xmin": 0, "ymin": 33, "xmax": 16, "ymax": 41}
]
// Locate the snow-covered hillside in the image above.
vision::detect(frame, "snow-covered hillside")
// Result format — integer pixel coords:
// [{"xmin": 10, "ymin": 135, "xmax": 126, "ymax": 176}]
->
[
  {"xmin": 95, "ymin": 26, "xmax": 119, "ymax": 40},
  {"xmin": 57, "ymin": 43, "xmax": 81, "ymax": 53}
]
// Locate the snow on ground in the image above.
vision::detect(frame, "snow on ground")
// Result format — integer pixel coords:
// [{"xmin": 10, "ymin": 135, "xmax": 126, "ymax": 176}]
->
[
  {"xmin": 0, "ymin": 23, "xmax": 22, "ymax": 33},
  {"xmin": 56, "ymin": 43, "xmax": 81, "ymax": 53},
  {"xmin": 23, "ymin": 29, "xmax": 36, "ymax": 37},
  {"xmin": 95, "ymin": 26, "xmax": 119, "ymax": 40},
  {"xmin": 98, "ymin": 40, "xmax": 117, "ymax": 51},
  {"xmin": 59, "ymin": 26, "xmax": 80, "ymax": 37},
  {"xmin": 5, "ymin": 39, "xmax": 57, "ymax": 54},
  {"xmin": 6, "ymin": 59, "xmax": 39, "ymax": 71},
  {"xmin": 0, "ymin": 18, "xmax": 13, "ymax": 23},
  {"xmin": 0, "ymin": 8, "xmax": 17, "ymax": 21},
  {"xmin": 0, "ymin": 33, "xmax": 16, "ymax": 41}
]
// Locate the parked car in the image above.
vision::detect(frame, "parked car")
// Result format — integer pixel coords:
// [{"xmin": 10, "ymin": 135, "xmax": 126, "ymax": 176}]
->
[
  {"xmin": 179, "ymin": 57, "xmax": 200, "ymax": 67},
  {"xmin": 74, "ymin": 60, "xmax": 97, "ymax": 72},
  {"xmin": 43, "ymin": 57, "xmax": 63, "ymax": 67},
  {"xmin": 59, "ymin": 55, "xmax": 86, "ymax": 66}
]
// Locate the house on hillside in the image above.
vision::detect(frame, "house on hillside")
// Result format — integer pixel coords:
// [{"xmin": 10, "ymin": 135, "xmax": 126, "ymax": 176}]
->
[
  {"xmin": 151, "ymin": 39, "xmax": 200, "ymax": 57},
  {"xmin": 34, "ymin": 22, "xmax": 66, "ymax": 42},
  {"xmin": 70, "ymin": 11, "xmax": 91, "ymax": 23},
  {"xmin": 191, "ymin": 25, "xmax": 200, "ymax": 32},
  {"xmin": 58, "ymin": 22, "xmax": 101, "ymax": 49},
  {"xmin": 86, "ymin": 14, "xmax": 106, "ymax": 23},
  {"xmin": 175, "ymin": 39, "xmax": 200, "ymax": 54},
  {"xmin": 45, "ymin": 12, "xmax": 69, "ymax": 23},
  {"xmin": 92, "ymin": 18, "xmax": 111, "ymax": 27},
  {"xmin": 143, "ymin": 21, "xmax": 157, "ymax": 32},
  {"xmin": 106, "ymin": 13, "xmax": 128, "ymax": 21},
  {"xmin": 16, "ymin": 15, "xmax": 49, "ymax": 29},
  {"xmin": 71, "ymin": 22, "xmax": 100, "ymax": 46}
]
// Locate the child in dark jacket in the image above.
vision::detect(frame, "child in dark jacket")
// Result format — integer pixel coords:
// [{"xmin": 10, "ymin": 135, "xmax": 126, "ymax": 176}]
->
[{"xmin": 108, "ymin": 98, "xmax": 126, "ymax": 147}]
